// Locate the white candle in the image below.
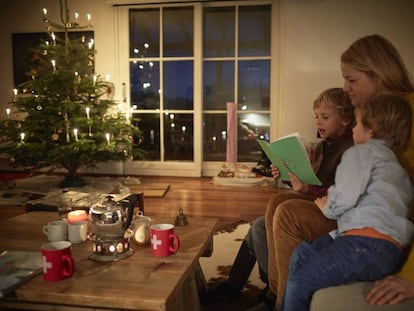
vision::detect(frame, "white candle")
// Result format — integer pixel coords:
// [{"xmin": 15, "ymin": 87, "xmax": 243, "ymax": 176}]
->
[
  {"xmin": 51, "ymin": 32, "xmax": 56, "ymax": 45},
  {"xmin": 6, "ymin": 108, "xmax": 10, "ymax": 118},
  {"xmin": 13, "ymin": 88, "xmax": 17, "ymax": 100},
  {"xmin": 51, "ymin": 59, "xmax": 56, "ymax": 72},
  {"xmin": 105, "ymin": 133, "xmax": 110, "ymax": 145},
  {"xmin": 68, "ymin": 210, "xmax": 87, "ymax": 223},
  {"xmin": 93, "ymin": 75, "xmax": 97, "ymax": 86},
  {"xmin": 42, "ymin": 8, "xmax": 47, "ymax": 18},
  {"xmin": 74, "ymin": 12, "xmax": 79, "ymax": 22},
  {"xmin": 20, "ymin": 133, "xmax": 25, "ymax": 143},
  {"xmin": 73, "ymin": 128, "xmax": 78, "ymax": 141},
  {"xmin": 85, "ymin": 107, "xmax": 90, "ymax": 119}
]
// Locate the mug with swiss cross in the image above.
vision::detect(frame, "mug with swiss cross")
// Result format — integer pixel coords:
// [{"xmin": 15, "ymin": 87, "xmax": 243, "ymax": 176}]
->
[
  {"xmin": 150, "ymin": 224, "xmax": 180, "ymax": 257},
  {"xmin": 41, "ymin": 241, "xmax": 75, "ymax": 281}
]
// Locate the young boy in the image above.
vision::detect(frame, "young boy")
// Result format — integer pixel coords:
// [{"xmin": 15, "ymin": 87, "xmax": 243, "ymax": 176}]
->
[
  {"xmin": 280, "ymin": 95, "xmax": 414, "ymax": 311},
  {"xmin": 209, "ymin": 87, "xmax": 355, "ymax": 304}
]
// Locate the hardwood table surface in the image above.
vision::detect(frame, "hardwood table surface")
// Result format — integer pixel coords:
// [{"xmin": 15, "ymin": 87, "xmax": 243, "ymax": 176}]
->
[{"xmin": 0, "ymin": 211, "xmax": 218, "ymax": 310}]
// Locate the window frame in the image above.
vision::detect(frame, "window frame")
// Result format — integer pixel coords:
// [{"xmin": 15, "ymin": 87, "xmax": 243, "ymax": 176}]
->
[{"xmin": 113, "ymin": 0, "xmax": 277, "ymax": 177}]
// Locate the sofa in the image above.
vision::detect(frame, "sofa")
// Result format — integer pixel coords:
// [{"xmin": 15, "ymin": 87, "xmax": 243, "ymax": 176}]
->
[{"xmin": 310, "ymin": 282, "xmax": 414, "ymax": 310}]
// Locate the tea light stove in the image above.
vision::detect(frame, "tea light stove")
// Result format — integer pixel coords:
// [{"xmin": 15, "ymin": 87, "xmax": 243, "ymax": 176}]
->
[{"xmin": 88, "ymin": 222, "xmax": 134, "ymax": 262}]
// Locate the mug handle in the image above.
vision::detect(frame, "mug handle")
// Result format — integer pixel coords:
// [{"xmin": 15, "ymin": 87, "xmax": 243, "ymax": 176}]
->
[
  {"xmin": 169, "ymin": 234, "xmax": 180, "ymax": 253},
  {"xmin": 62, "ymin": 254, "xmax": 75, "ymax": 277},
  {"xmin": 42, "ymin": 225, "xmax": 48, "ymax": 235}
]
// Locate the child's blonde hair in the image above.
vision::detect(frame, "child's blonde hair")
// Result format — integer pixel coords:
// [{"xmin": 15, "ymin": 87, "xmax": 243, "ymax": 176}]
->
[
  {"xmin": 357, "ymin": 95, "xmax": 412, "ymax": 150},
  {"xmin": 314, "ymin": 87, "xmax": 355, "ymax": 128}
]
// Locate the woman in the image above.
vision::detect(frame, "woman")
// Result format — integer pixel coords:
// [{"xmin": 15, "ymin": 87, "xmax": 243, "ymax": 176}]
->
[{"xmin": 263, "ymin": 34, "xmax": 414, "ymax": 311}]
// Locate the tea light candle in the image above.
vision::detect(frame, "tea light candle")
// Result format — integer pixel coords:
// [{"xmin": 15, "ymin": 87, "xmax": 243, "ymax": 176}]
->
[{"xmin": 67, "ymin": 210, "xmax": 87, "ymax": 223}]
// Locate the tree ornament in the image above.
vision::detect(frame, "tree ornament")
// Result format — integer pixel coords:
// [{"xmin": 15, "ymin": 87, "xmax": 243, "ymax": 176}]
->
[{"xmin": 51, "ymin": 133, "xmax": 59, "ymax": 141}]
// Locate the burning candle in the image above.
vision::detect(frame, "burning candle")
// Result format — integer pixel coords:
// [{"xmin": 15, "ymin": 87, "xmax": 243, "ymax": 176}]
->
[
  {"xmin": 85, "ymin": 107, "xmax": 90, "ymax": 119},
  {"xmin": 20, "ymin": 133, "xmax": 25, "ymax": 143},
  {"xmin": 51, "ymin": 59, "xmax": 56, "ymax": 72},
  {"xmin": 68, "ymin": 210, "xmax": 88, "ymax": 223},
  {"xmin": 105, "ymin": 133, "xmax": 110, "ymax": 145},
  {"xmin": 73, "ymin": 128, "xmax": 78, "ymax": 141},
  {"xmin": 6, "ymin": 108, "xmax": 10, "ymax": 118}
]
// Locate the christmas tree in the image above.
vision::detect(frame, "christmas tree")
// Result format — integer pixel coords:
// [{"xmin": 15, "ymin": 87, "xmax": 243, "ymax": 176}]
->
[{"xmin": 0, "ymin": 0, "xmax": 145, "ymax": 187}]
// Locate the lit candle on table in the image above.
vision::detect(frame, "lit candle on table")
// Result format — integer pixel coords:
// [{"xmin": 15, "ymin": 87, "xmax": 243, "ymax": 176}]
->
[{"xmin": 68, "ymin": 210, "xmax": 88, "ymax": 223}]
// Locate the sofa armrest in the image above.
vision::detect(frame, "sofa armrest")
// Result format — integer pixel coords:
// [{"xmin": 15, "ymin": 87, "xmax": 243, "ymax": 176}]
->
[{"xmin": 310, "ymin": 282, "xmax": 414, "ymax": 311}]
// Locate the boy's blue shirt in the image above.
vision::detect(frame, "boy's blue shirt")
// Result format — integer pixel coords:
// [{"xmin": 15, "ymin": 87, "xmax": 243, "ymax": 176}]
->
[{"xmin": 323, "ymin": 139, "xmax": 414, "ymax": 246}]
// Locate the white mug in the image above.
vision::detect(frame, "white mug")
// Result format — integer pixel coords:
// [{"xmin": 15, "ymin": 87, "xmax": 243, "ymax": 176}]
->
[
  {"xmin": 68, "ymin": 221, "xmax": 88, "ymax": 243},
  {"xmin": 43, "ymin": 220, "xmax": 68, "ymax": 242}
]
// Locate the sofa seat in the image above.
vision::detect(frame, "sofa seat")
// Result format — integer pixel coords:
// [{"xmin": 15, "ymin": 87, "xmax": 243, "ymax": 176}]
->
[{"xmin": 310, "ymin": 282, "xmax": 414, "ymax": 311}]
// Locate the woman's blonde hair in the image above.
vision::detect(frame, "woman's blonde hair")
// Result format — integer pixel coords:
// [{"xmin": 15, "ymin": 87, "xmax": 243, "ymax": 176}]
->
[
  {"xmin": 314, "ymin": 87, "xmax": 355, "ymax": 128},
  {"xmin": 357, "ymin": 95, "xmax": 412, "ymax": 150},
  {"xmin": 341, "ymin": 34, "xmax": 414, "ymax": 93}
]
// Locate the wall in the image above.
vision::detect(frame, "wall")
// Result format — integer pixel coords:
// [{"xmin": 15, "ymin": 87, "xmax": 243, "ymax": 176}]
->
[
  {"xmin": 276, "ymin": 0, "xmax": 414, "ymax": 143},
  {"xmin": 0, "ymin": 0, "xmax": 413, "ymax": 174}
]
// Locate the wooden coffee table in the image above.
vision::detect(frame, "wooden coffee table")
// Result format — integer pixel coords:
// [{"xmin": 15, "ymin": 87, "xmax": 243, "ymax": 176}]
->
[{"xmin": 0, "ymin": 211, "xmax": 218, "ymax": 310}]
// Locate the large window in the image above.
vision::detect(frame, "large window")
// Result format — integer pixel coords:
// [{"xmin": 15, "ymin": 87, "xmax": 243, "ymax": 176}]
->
[{"xmin": 123, "ymin": 1, "xmax": 272, "ymax": 176}]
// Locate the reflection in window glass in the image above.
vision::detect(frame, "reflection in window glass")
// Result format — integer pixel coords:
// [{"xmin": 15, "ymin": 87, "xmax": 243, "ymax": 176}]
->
[
  {"xmin": 163, "ymin": 7, "xmax": 194, "ymax": 57},
  {"xmin": 203, "ymin": 61, "xmax": 235, "ymax": 110},
  {"xmin": 238, "ymin": 60, "xmax": 270, "ymax": 111},
  {"xmin": 164, "ymin": 113, "xmax": 193, "ymax": 161},
  {"xmin": 130, "ymin": 61, "xmax": 160, "ymax": 109},
  {"xmin": 238, "ymin": 113, "xmax": 270, "ymax": 162},
  {"xmin": 203, "ymin": 114, "xmax": 227, "ymax": 161},
  {"xmin": 163, "ymin": 61, "xmax": 193, "ymax": 110},
  {"xmin": 132, "ymin": 113, "xmax": 160, "ymax": 161},
  {"xmin": 129, "ymin": 9, "xmax": 160, "ymax": 58},
  {"xmin": 238, "ymin": 5, "xmax": 271, "ymax": 57},
  {"xmin": 203, "ymin": 7, "xmax": 235, "ymax": 57}
]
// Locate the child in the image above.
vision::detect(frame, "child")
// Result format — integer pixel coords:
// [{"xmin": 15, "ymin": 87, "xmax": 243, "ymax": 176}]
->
[
  {"xmin": 209, "ymin": 87, "xmax": 355, "ymax": 303},
  {"xmin": 280, "ymin": 95, "xmax": 414, "ymax": 311}
]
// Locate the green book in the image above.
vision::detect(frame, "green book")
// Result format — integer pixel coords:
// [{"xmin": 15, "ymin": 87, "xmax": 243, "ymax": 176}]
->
[{"xmin": 256, "ymin": 133, "xmax": 322, "ymax": 186}]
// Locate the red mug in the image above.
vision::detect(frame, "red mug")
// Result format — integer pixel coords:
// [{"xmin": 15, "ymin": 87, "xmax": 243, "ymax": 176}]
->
[
  {"xmin": 150, "ymin": 224, "xmax": 180, "ymax": 257},
  {"xmin": 41, "ymin": 241, "xmax": 75, "ymax": 281}
]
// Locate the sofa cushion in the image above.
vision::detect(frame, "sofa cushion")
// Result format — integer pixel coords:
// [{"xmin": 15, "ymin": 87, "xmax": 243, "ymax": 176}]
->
[{"xmin": 310, "ymin": 282, "xmax": 414, "ymax": 311}]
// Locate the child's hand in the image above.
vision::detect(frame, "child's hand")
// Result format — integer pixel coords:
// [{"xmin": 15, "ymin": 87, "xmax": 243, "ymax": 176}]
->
[
  {"xmin": 288, "ymin": 173, "xmax": 309, "ymax": 194},
  {"xmin": 314, "ymin": 196, "xmax": 328, "ymax": 211},
  {"xmin": 270, "ymin": 165, "xmax": 280, "ymax": 179}
]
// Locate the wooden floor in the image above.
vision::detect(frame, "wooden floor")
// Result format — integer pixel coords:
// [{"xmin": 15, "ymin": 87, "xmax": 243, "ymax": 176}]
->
[{"xmin": 0, "ymin": 175, "xmax": 283, "ymax": 227}]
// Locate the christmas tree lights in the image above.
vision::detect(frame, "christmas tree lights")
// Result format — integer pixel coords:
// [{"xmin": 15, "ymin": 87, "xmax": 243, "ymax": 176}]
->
[{"xmin": 0, "ymin": 0, "xmax": 145, "ymax": 187}]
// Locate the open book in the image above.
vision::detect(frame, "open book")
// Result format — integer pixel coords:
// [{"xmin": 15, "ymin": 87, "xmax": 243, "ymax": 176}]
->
[
  {"xmin": 0, "ymin": 250, "xmax": 42, "ymax": 297},
  {"xmin": 256, "ymin": 133, "xmax": 322, "ymax": 186}
]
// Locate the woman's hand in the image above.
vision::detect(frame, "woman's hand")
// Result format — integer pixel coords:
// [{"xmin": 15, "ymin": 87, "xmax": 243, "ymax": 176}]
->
[
  {"xmin": 288, "ymin": 173, "xmax": 309, "ymax": 194},
  {"xmin": 314, "ymin": 196, "xmax": 327, "ymax": 211},
  {"xmin": 366, "ymin": 275, "xmax": 414, "ymax": 305}
]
